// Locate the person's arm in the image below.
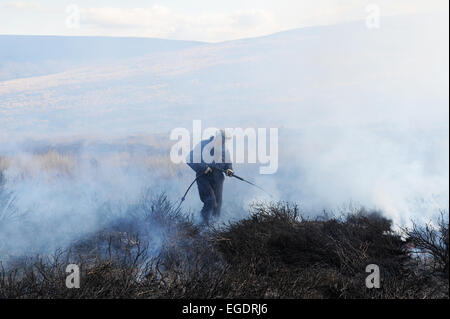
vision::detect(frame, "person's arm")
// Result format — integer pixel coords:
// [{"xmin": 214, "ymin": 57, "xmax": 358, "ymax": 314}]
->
[
  {"xmin": 187, "ymin": 147, "xmax": 210, "ymax": 174},
  {"xmin": 213, "ymin": 147, "xmax": 233, "ymax": 175},
  {"xmin": 223, "ymin": 162, "xmax": 234, "ymax": 176}
]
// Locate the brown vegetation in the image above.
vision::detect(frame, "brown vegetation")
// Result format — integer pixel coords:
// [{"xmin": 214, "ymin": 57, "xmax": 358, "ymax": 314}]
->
[{"xmin": 0, "ymin": 195, "xmax": 448, "ymax": 299}]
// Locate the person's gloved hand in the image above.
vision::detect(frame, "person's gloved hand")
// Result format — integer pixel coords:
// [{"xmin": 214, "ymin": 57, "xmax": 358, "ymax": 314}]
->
[
  {"xmin": 204, "ymin": 166, "xmax": 213, "ymax": 175},
  {"xmin": 225, "ymin": 169, "xmax": 234, "ymax": 177}
]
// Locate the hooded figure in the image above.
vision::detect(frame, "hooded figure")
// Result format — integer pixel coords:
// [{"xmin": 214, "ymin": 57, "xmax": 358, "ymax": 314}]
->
[{"xmin": 187, "ymin": 129, "xmax": 234, "ymax": 224}]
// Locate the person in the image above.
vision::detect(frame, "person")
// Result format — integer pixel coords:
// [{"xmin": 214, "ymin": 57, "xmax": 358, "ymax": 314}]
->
[{"xmin": 187, "ymin": 129, "xmax": 234, "ymax": 224}]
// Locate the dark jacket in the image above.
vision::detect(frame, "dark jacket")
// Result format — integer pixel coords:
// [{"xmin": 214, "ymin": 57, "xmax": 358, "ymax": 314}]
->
[{"xmin": 187, "ymin": 136, "xmax": 232, "ymax": 175}]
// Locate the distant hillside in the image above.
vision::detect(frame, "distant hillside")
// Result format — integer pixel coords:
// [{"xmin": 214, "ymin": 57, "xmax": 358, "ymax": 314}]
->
[
  {"xmin": 0, "ymin": 35, "xmax": 204, "ymax": 81},
  {"xmin": 0, "ymin": 14, "xmax": 447, "ymax": 234},
  {"xmin": 0, "ymin": 14, "xmax": 447, "ymax": 138}
]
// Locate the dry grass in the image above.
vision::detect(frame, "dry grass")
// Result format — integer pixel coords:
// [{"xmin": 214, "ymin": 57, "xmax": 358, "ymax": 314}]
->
[
  {"xmin": 403, "ymin": 212, "xmax": 449, "ymax": 276},
  {"xmin": 0, "ymin": 156, "xmax": 11, "ymax": 172},
  {"xmin": 140, "ymin": 155, "xmax": 183, "ymax": 178},
  {"xmin": 0, "ymin": 149, "xmax": 182, "ymax": 180},
  {"xmin": 0, "ymin": 151, "xmax": 77, "ymax": 179},
  {"xmin": 0, "ymin": 197, "xmax": 448, "ymax": 299},
  {"xmin": 35, "ymin": 151, "xmax": 77, "ymax": 176},
  {"xmin": 0, "ymin": 156, "xmax": 9, "ymax": 187}
]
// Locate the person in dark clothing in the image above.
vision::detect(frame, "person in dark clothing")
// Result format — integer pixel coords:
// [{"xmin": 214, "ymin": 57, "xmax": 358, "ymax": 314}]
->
[{"xmin": 187, "ymin": 129, "xmax": 234, "ymax": 224}]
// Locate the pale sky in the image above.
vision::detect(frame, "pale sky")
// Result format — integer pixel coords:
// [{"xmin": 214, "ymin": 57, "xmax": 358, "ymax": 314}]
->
[{"xmin": 0, "ymin": 0, "xmax": 448, "ymax": 42}]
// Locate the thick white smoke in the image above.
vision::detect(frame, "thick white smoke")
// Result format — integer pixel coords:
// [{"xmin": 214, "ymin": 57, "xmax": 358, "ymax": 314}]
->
[
  {"xmin": 0, "ymin": 13, "xmax": 448, "ymax": 258},
  {"xmin": 0, "ymin": 149, "xmax": 194, "ymax": 259}
]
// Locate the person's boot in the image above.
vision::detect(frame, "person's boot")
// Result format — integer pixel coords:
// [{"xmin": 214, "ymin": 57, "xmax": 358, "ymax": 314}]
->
[{"xmin": 200, "ymin": 207, "xmax": 211, "ymax": 226}]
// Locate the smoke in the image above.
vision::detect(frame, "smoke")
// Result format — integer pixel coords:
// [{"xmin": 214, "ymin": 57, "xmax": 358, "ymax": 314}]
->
[
  {"xmin": 280, "ymin": 126, "xmax": 448, "ymax": 224},
  {"xmin": 213, "ymin": 124, "xmax": 448, "ymax": 228},
  {"xmin": 0, "ymin": 13, "xmax": 448, "ymax": 259},
  {"xmin": 0, "ymin": 146, "xmax": 194, "ymax": 259},
  {"xmin": 0, "ymin": 121, "xmax": 448, "ymax": 260}
]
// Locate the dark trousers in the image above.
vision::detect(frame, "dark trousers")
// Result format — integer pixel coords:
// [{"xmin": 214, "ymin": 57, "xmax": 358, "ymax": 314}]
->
[{"xmin": 196, "ymin": 170, "xmax": 224, "ymax": 224}]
